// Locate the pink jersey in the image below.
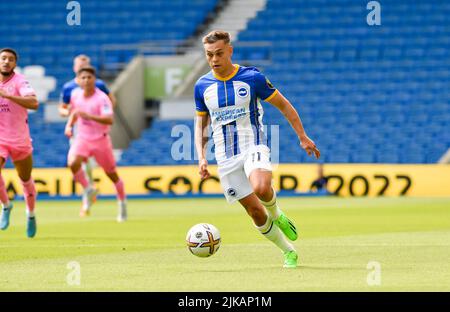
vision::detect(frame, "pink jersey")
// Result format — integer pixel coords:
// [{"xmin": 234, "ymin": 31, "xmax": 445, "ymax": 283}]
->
[
  {"xmin": 70, "ymin": 87, "xmax": 113, "ymax": 141},
  {"xmin": 0, "ymin": 72, "xmax": 36, "ymax": 145}
]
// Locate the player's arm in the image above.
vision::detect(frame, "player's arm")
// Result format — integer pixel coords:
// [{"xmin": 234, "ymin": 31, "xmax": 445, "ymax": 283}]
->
[
  {"xmin": 108, "ymin": 92, "xmax": 117, "ymax": 108},
  {"xmin": 97, "ymin": 80, "xmax": 116, "ymax": 108},
  {"xmin": 195, "ymin": 114, "xmax": 211, "ymax": 180},
  {"xmin": 0, "ymin": 90, "xmax": 38, "ymax": 110},
  {"xmin": 58, "ymin": 102, "xmax": 70, "ymax": 117},
  {"xmin": 58, "ymin": 86, "xmax": 72, "ymax": 117},
  {"xmin": 78, "ymin": 111, "xmax": 113, "ymax": 125},
  {"xmin": 64, "ymin": 111, "xmax": 78, "ymax": 138},
  {"xmin": 77, "ymin": 95, "xmax": 114, "ymax": 125},
  {"xmin": 267, "ymin": 91, "xmax": 320, "ymax": 159}
]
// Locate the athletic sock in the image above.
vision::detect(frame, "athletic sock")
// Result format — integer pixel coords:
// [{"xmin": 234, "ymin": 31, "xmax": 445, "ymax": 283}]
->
[
  {"xmin": 74, "ymin": 168, "xmax": 89, "ymax": 189},
  {"xmin": 260, "ymin": 189, "xmax": 282, "ymax": 220},
  {"xmin": 256, "ymin": 214, "xmax": 294, "ymax": 253},
  {"xmin": 83, "ymin": 160, "xmax": 94, "ymax": 187},
  {"xmin": 114, "ymin": 179, "xmax": 126, "ymax": 201},
  {"xmin": 21, "ymin": 178, "xmax": 36, "ymax": 214}
]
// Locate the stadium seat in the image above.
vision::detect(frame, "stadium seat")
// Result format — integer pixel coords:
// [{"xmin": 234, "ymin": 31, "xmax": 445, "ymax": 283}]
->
[
  {"xmin": 222, "ymin": 0, "xmax": 450, "ymax": 164},
  {"xmin": 0, "ymin": 0, "xmax": 219, "ymax": 168},
  {"xmin": 4, "ymin": 0, "xmax": 448, "ymax": 167}
]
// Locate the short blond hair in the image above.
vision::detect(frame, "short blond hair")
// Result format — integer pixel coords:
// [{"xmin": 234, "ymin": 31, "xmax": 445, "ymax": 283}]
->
[
  {"xmin": 74, "ymin": 54, "xmax": 91, "ymax": 64},
  {"xmin": 202, "ymin": 30, "xmax": 231, "ymax": 45}
]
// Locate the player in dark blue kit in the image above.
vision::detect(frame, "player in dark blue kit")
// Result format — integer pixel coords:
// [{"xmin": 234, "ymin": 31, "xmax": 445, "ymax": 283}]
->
[{"xmin": 59, "ymin": 54, "xmax": 115, "ymax": 116}]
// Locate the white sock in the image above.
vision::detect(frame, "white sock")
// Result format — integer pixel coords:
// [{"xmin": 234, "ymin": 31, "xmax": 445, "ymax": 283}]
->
[
  {"xmin": 83, "ymin": 161, "xmax": 94, "ymax": 187},
  {"xmin": 26, "ymin": 210, "xmax": 35, "ymax": 218},
  {"xmin": 85, "ymin": 185, "xmax": 94, "ymax": 194},
  {"xmin": 260, "ymin": 190, "xmax": 282, "ymax": 220},
  {"xmin": 256, "ymin": 215, "xmax": 294, "ymax": 253},
  {"xmin": 82, "ymin": 186, "xmax": 94, "ymax": 209}
]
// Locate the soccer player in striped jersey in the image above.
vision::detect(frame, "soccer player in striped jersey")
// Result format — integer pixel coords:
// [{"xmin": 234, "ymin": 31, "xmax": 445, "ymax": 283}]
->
[
  {"xmin": 194, "ymin": 31, "xmax": 320, "ymax": 268},
  {"xmin": 0, "ymin": 48, "xmax": 39, "ymax": 238},
  {"xmin": 59, "ymin": 55, "xmax": 116, "ymax": 192}
]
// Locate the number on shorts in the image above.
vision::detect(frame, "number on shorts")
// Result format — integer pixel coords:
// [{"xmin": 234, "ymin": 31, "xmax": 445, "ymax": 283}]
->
[{"xmin": 252, "ymin": 152, "xmax": 261, "ymax": 162}]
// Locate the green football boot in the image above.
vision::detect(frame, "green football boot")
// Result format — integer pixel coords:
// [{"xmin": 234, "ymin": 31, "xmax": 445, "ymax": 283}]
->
[
  {"xmin": 274, "ymin": 212, "xmax": 298, "ymax": 241},
  {"xmin": 283, "ymin": 250, "xmax": 298, "ymax": 268}
]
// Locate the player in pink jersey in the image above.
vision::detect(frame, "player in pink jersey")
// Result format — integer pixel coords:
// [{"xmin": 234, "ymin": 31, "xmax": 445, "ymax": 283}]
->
[
  {"xmin": 59, "ymin": 55, "xmax": 117, "ymax": 190},
  {"xmin": 65, "ymin": 66, "xmax": 127, "ymax": 222},
  {"xmin": 0, "ymin": 48, "xmax": 39, "ymax": 238}
]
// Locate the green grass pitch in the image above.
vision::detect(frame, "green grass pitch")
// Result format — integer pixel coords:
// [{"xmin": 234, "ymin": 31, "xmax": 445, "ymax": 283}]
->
[{"xmin": 0, "ymin": 197, "xmax": 449, "ymax": 291}]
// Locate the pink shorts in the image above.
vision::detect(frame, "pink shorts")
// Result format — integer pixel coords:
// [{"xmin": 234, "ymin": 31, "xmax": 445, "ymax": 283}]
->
[
  {"xmin": 0, "ymin": 143, "xmax": 33, "ymax": 167},
  {"xmin": 68, "ymin": 135, "xmax": 116, "ymax": 173}
]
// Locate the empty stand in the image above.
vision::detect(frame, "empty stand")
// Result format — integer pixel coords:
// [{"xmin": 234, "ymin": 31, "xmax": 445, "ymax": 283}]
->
[
  {"xmin": 1, "ymin": 0, "xmax": 218, "ymax": 168},
  {"xmin": 2, "ymin": 0, "xmax": 448, "ymax": 167},
  {"xmin": 121, "ymin": 0, "xmax": 449, "ymax": 165}
]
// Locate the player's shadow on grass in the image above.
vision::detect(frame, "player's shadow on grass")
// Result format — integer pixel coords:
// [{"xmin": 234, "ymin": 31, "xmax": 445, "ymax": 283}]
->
[
  {"xmin": 300, "ymin": 264, "xmax": 362, "ymax": 271},
  {"xmin": 191, "ymin": 265, "xmax": 350, "ymax": 273},
  {"xmin": 190, "ymin": 265, "xmax": 281, "ymax": 273},
  {"xmin": 194, "ymin": 265, "xmax": 363, "ymax": 272}
]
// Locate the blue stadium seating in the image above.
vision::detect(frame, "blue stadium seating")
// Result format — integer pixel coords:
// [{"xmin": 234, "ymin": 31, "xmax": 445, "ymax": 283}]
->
[
  {"xmin": 1, "ymin": 0, "xmax": 218, "ymax": 168},
  {"xmin": 0, "ymin": 0, "xmax": 218, "ymax": 99},
  {"xmin": 120, "ymin": 0, "xmax": 449, "ymax": 165},
  {"xmin": 3, "ymin": 0, "xmax": 449, "ymax": 167},
  {"xmin": 238, "ymin": 0, "xmax": 450, "ymax": 164}
]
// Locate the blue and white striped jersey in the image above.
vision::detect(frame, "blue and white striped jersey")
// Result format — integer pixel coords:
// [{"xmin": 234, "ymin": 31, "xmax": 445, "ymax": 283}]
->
[{"xmin": 194, "ymin": 64, "xmax": 278, "ymax": 164}]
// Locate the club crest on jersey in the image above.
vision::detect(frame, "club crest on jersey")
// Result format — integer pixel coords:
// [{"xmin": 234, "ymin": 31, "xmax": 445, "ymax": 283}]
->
[
  {"xmin": 103, "ymin": 102, "xmax": 112, "ymax": 114},
  {"xmin": 237, "ymin": 87, "xmax": 249, "ymax": 98},
  {"xmin": 227, "ymin": 188, "xmax": 237, "ymax": 197}
]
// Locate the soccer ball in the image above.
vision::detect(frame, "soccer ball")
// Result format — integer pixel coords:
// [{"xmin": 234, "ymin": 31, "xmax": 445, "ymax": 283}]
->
[{"xmin": 186, "ymin": 223, "xmax": 221, "ymax": 257}]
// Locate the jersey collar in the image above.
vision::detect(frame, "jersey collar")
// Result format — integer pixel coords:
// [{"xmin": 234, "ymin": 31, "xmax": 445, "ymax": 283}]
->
[
  {"xmin": 0, "ymin": 71, "xmax": 15, "ymax": 85},
  {"xmin": 212, "ymin": 64, "xmax": 239, "ymax": 81}
]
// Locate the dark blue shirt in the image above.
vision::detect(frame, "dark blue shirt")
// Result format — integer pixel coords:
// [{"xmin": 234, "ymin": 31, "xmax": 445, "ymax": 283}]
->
[{"xmin": 60, "ymin": 78, "xmax": 110, "ymax": 105}]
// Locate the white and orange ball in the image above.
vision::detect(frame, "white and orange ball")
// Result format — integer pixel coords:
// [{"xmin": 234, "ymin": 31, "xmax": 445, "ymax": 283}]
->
[{"xmin": 186, "ymin": 223, "xmax": 221, "ymax": 257}]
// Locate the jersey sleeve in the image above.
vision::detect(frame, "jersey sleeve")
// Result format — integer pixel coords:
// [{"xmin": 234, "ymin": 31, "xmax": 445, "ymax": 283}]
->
[
  {"xmin": 69, "ymin": 91, "xmax": 77, "ymax": 110},
  {"xmin": 100, "ymin": 95, "xmax": 114, "ymax": 116},
  {"xmin": 194, "ymin": 83, "xmax": 208, "ymax": 116},
  {"xmin": 18, "ymin": 79, "xmax": 36, "ymax": 97},
  {"xmin": 60, "ymin": 85, "xmax": 72, "ymax": 105},
  {"xmin": 96, "ymin": 80, "xmax": 110, "ymax": 95},
  {"xmin": 254, "ymin": 71, "xmax": 278, "ymax": 102}
]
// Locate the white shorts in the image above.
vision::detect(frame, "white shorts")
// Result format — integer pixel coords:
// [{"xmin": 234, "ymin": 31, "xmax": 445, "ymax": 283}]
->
[{"xmin": 218, "ymin": 145, "xmax": 272, "ymax": 203}]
